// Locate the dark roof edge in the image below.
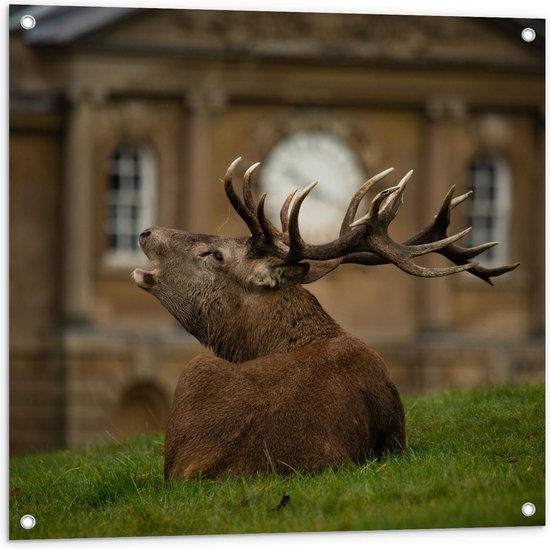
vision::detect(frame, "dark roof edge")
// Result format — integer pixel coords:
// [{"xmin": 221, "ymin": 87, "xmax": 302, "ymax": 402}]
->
[{"xmin": 9, "ymin": 6, "xmax": 142, "ymax": 44}]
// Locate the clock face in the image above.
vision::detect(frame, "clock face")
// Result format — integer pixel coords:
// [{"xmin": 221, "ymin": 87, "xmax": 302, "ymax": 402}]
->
[{"xmin": 260, "ymin": 130, "xmax": 366, "ymax": 243}]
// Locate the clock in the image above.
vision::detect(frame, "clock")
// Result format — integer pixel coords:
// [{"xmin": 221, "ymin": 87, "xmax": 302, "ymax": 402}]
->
[{"xmin": 259, "ymin": 130, "xmax": 366, "ymax": 244}]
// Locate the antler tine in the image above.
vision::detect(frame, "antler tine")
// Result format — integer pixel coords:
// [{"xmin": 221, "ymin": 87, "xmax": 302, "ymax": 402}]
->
[
  {"xmin": 342, "ymin": 249, "xmax": 478, "ymax": 277},
  {"xmin": 243, "ymin": 162, "xmax": 262, "ymax": 213},
  {"xmin": 407, "ymin": 227, "xmax": 472, "ymax": 257},
  {"xmin": 243, "ymin": 161, "xmax": 288, "ymax": 247},
  {"xmin": 449, "ymin": 240, "xmax": 499, "ymax": 259},
  {"xmin": 431, "ymin": 185, "xmax": 455, "ymax": 233},
  {"xmin": 223, "ymin": 157, "xmax": 264, "ymax": 240},
  {"xmin": 280, "ymin": 189, "xmax": 298, "ymax": 234},
  {"xmin": 286, "ymin": 181, "xmax": 318, "ymax": 261},
  {"xmin": 340, "ymin": 167, "xmax": 395, "ymax": 236},
  {"xmin": 421, "ymin": 187, "xmax": 472, "ymax": 241},
  {"xmin": 256, "ymin": 192, "xmax": 290, "ymax": 256},
  {"xmin": 350, "ymin": 185, "xmax": 401, "ymax": 228},
  {"xmin": 451, "ymin": 190, "xmax": 473, "ymax": 209},
  {"xmin": 379, "ymin": 169, "xmax": 413, "ymax": 223},
  {"xmin": 469, "ymin": 262, "xmax": 520, "ymax": 286},
  {"xmin": 223, "ymin": 156, "xmax": 244, "ymax": 212},
  {"xmin": 380, "ymin": 245, "xmax": 478, "ymax": 277},
  {"xmin": 348, "ymin": 170, "xmax": 412, "ymax": 229}
]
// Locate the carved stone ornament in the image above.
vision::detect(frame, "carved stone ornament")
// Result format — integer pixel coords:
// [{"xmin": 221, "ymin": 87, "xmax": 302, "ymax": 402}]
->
[
  {"xmin": 167, "ymin": 11, "xmax": 539, "ymax": 69},
  {"xmin": 247, "ymin": 108, "xmax": 379, "ymax": 175}
]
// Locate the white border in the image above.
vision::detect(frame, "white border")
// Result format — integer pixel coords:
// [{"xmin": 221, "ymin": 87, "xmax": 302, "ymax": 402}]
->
[{"xmin": 3, "ymin": 0, "xmax": 548, "ymax": 17}]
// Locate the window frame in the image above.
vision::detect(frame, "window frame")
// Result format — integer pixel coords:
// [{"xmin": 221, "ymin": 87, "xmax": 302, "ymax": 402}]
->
[
  {"xmin": 103, "ymin": 142, "xmax": 157, "ymax": 268},
  {"xmin": 466, "ymin": 153, "xmax": 511, "ymax": 267}
]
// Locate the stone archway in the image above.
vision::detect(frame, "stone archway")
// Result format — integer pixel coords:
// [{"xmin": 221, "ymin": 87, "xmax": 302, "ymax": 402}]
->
[{"xmin": 108, "ymin": 383, "xmax": 168, "ymax": 439}]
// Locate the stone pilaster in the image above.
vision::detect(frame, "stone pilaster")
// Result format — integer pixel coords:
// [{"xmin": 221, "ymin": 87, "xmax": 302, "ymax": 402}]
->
[
  {"xmin": 63, "ymin": 89, "xmax": 105, "ymax": 324},
  {"xmin": 183, "ymin": 90, "xmax": 227, "ymax": 233},
  {"xmin": 418, "ymin": 97, "xmax": 468, "ymax": 333}
]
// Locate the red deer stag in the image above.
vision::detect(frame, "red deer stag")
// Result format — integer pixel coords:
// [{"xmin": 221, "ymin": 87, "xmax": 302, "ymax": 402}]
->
[{"xmin": 132, "ymin": 158, "xmax": 518, "ymax": 481}]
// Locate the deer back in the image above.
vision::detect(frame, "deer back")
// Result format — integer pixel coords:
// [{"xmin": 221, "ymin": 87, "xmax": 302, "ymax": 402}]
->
[{"xmin": 164, "ymin": 335, "xmax": 405, "ymax": 479}]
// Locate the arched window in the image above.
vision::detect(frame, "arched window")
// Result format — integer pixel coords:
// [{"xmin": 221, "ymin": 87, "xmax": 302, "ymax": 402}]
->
[
  {"xmin": 467, "ymin": 154, "xmax": 511, "ymax": 266},
  {"xmin": 105, "ymin": 143, "xmax": 156, "ymax": 264}
]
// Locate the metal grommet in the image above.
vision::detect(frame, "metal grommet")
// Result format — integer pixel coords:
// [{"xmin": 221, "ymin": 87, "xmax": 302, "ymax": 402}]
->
[
  {"xmin": 521, "ymin": 28, "xmax": 536, "ymax": 42},
  {"xmin": 20, "ymin": 14, "xmax": 36, "ymax": 30},
  {"xmin": 20, "ymin": 514, "xmax": 36, "ymax": 529}
]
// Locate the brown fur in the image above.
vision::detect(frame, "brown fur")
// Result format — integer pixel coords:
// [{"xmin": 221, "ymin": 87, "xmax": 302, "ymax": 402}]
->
[{"xmin": 133, "ymin": 228, "xmax": 405, "ymax": 480}]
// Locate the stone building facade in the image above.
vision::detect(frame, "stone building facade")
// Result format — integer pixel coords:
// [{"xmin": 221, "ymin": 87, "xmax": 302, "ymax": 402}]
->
[{"xmin": 9, "ymin": 6, "xmax": 545, "ymax": 454}]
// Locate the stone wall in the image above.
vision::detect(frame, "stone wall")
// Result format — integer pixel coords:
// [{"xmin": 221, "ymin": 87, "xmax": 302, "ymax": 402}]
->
[{"xmin": 63, "ymin": 328, "xmax": 203, "ymax": 449}]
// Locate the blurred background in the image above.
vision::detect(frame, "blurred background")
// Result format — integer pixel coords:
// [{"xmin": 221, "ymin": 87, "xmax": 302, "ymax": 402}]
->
[{"xmin": 9, "ymin": 5, "xmax": 544, "ymax": 455}]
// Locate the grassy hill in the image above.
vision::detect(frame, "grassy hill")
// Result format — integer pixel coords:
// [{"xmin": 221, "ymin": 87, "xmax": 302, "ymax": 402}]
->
[{"xmin": 10, "ymin": 383, "xmax": 545, "ymax": 540}]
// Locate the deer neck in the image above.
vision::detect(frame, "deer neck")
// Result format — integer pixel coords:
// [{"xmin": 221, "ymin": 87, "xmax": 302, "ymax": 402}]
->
[{"xmin": 204, "ymin": 285, "xmax": 344, "ymax": 363}]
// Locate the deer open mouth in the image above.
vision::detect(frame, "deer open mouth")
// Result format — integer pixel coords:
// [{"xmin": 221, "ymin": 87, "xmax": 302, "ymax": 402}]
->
[{"xmin": 132, "ymin": 264, "xmax": 160, "ymax": 290}]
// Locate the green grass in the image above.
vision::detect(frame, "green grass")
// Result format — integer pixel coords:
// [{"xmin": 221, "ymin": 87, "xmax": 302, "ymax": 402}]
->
[{"xmin": 10, "ymin": 383, "xmax": 545, "ymax": 539}]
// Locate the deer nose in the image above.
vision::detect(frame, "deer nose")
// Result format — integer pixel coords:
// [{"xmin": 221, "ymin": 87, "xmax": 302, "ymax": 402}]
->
[{"xmin": 139, "ymin": 229, "xmax": 152, "ymax": 246}]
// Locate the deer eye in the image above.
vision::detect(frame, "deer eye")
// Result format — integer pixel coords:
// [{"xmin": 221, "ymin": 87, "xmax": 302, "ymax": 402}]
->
[{"xmin": 200, "ymin": 250, "xmax": 224, "ymax": 263}]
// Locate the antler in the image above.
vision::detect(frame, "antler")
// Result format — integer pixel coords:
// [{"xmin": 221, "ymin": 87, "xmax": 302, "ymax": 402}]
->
[
  {"xmin": 340, "ymin": 183, "xmax": 519, "ymax": 285},
  {"xmin": 223, "ymin": 158, "xmax": 518, "ymax": 285}
]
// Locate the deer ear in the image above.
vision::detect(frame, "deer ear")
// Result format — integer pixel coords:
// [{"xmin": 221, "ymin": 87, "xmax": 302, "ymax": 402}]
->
[{"xmin": 249, "ymin": 262, "xmax": 310, "ymax": 289}]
